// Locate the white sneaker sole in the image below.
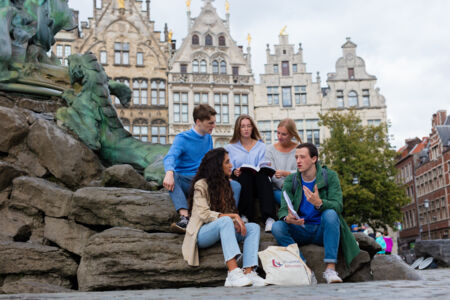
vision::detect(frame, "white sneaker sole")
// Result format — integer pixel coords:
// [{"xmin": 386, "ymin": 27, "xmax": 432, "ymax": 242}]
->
[{"xmin": 224, "ymin": 279, "xmax": 252, "ymax": 287}]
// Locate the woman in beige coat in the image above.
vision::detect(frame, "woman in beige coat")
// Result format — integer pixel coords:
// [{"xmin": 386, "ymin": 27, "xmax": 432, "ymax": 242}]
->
[{"xmin": 182, "ymin": 148, "xmax": 265, "ymax": 287}]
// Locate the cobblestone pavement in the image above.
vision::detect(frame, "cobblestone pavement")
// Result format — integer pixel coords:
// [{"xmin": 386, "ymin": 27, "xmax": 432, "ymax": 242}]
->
[{"xmin": 1, "ymin": 269, "xmax": 449, "ymax": 300}]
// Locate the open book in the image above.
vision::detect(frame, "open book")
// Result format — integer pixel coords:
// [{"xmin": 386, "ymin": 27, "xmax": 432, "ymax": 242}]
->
[{"xmin": 240, "ymin": 161, "xmax": 276, "ymax": 177}]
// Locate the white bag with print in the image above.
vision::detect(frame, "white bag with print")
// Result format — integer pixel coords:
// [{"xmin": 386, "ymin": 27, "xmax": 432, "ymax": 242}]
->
[{"xmin": 258, "ymin": 243, "xmax": 313, "ymax": 286}]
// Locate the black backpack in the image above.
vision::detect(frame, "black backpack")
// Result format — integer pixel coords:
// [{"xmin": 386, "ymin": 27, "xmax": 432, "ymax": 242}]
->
[{"xmin": 291, "ymin": 167, "xmax": 328, "ymax": 196}]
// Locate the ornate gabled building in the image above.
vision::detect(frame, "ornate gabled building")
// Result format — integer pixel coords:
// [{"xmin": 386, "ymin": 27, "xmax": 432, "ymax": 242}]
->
[
  {"xmin": 254, "ymin": 33, "xmax": 323, "ymax": 146},
  {"xmin": 254, "ymin": 35, "xmax": 387, "ymax": 146},
  {"xmin": 53, "ymin": 0, "xmax": 171, "ymax": 144},
  {"xmin": 322, "ymin": 38, "xmax": 387, "ymax": 128},
  {"xmin": 167, "ymin": 0, "xmax": 254, "ymax": 146}
]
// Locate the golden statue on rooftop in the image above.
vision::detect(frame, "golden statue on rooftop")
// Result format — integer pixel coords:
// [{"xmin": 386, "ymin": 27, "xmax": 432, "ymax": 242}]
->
[
  {"xmin": 280, "ymin": 25, "xmax": 287, "ymax": 36},
  {"xmin": 186, "ymin": 0, "xmax": 191, "ymax": 10},
  {"xmin": 168, "ymin": 30, "xmax": 173, "ymax": 43},
  {"xmin": 225, "ymin": 0, "xmax": 230, "ymax": 13},
  {"xmin": 118, "ymin": 0, "xmax": 125, "ymax": 9},
  {"xmin": 247, "ymin": 33, "xmax": 251, "ymax": 46}
]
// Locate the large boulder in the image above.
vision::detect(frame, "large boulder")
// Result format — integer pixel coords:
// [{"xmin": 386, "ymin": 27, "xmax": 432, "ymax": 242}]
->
[
  {"xmin": 353, "ymin": 232, "xmax": 382, "ymax": 258},
  {"xmin": 0, "ymin": 275, "xmax": 74, "ymax": 294},
  {"xmin": 0, "ymin": 107, "xmax": 29, "ymax": 153},
  {"xmin": 77, "ymin": 227, "xmax": 226, "ymax": 291},
  {"xmin": 0, "ymin": 241, "xmax": 78, "ymax": 281},
  {"xmin": 414, "ymin": 240, "xmax": 450, "ymax": 267},
  {"xmin": 26, "ymin": 118, "xmax": 103, "ymax": 188},
  {"xmin": 44, "ymin": 216, "xmax": 96, "ymax": 256},
  {"xmin": 0, "ymin": 161, "xmax": 26, "ymax": 191},
  {"xmin": 5, "ymin": 143, "xmax": 48, "ymax": 178},
  {"xmin": 102, "ymin": 164, "xmax": 157, "ymax": 191},
  {"xmin": 371, "ymin": 255, "xmax": 423, "ymax": 280},
  {"xmin": 0, "ymin": 205, "xmax": 44, "ymax": 243},
  {"xmin": 10, "ymin": 176, "xmax": 73, "ymax": 218},
  {"xmin": 70, "ymin": 187, "xmax": 177, "ymax": 232}
]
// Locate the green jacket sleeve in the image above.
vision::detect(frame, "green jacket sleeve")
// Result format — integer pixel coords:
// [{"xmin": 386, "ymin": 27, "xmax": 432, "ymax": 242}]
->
[
  {"xmin": 319, "ymin": 169, "xmax": 343, "ymax": 214},
  {"xmin": 278, "ymin": 173, "xmax": 294, "ymax": 219}
]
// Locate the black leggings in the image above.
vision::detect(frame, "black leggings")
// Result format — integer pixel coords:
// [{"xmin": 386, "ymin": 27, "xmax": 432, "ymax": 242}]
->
[{"xmin": 236, "ymin": 170, "xmax": 277, "ymax": 222}]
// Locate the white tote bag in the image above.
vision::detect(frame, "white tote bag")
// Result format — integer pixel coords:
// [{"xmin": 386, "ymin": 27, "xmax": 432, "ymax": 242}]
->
[{"xmin": 258, "ymin": 243, "xmax": 313, "ymax": 286}]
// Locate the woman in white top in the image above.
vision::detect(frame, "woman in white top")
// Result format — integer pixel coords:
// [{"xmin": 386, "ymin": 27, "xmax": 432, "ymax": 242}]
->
[{"xmin": 265, "ymin": 118, "xmax": 302, "ymax": 204}]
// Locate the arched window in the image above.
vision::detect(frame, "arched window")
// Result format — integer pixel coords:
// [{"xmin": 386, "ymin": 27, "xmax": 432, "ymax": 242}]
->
[
  {"xmin": 192, "ymin": 34, "xmax": 199, "ymax": 45},
  {"xmin": 132, "ymin": 118, "xmax": 148, "ymax": 142},
  {"xmin": 205, "ymin": 34, "xmax": 213, "ymax": 46},
  {"xmin": 212, "ymin": 60, "xmax": 219, "ymax": 74},
  {"xmin": 151, "ymin": 79, "xmax": 166, "ymax": 106},
  {"xmin": 151, "ymin": 119, "xmax": 167, "ymax": 144},
  {"xmin": 132, "ymin": 79, "xmax": 148, "ymax": 105},
  {"xmin": 192, "ymin": 60, "xmax": 199, "ymax": 73},
  {"xmin": 218, "ymin": 36, "xmax": 226, "ymax": 46},
  {"xmin": 200, "ymin": 60, "xmax": 207, "ymax": 73},
  {"xmin": 220, "ymin": 61, "xmax": 227, "ymax": 74},
  {"xmin": 348, "ymin": 91, "xmax": 358, "ymax": 107}
]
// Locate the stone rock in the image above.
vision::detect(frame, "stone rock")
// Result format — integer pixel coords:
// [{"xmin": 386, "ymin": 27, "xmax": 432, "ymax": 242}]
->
[
  {"xmin": 0, "ymin": 274, "xmax": 73, "ymax": 294},
  {"xmin": 345, "ymin": 263, "xmax": 373, "ymax": 282},
  {"xmin": 44, "ymin": 216, "xmax": 96, "ymax": 256},
  {"xmin": 414, "ymin": 240, "xmax": 450, "ymax": 267},
  {"xmin": 0, "ymin": 241, "xmax": 78, "ymax": 278},
  {"xmin": 26, "ymin": 118, "xmax": 103, "ymax": 188},
  {"xmin": 0, "ymin": 279, "xmax": 75, "ymax": 294},
  {"xmin": 0, "ymin": 107, "xmax": 29, "ymax": 153},
  {"xmin": 0, "ymin": 206, "xmax": 44, "ymax": 243},
  {"xmin": 371, "ymin": 255, "xmax": 423, "ymax": 281},
  {"xmin": 300, "ymin": 245, "xmax": 371, "ymax": 283},
  {"xmin": 0, "ymin": 93, "xmax": 14, "ymax": 108},
  {"xmin": 6, "ymin": 144, "xmax": 48, "ymax": 177},
  {"xmin": 102, "ymin": 164, "xmax": 156, "ymax": 191},
  {"xmin": 353, "ymin": 232, "xmax": 382, "ymax": 258},
  {"xmin": 16, "ymin": 97, "xmax": 63, "ymax": 114},
  {"xmin": 10, "ymin": 176, "xmax": 73, "ymax": 218},
  {"xmin": 78, "ymin": 227, "xmax": 226, "ymax": 291},
  {"xmin": 0, "ymin": 161, "xmax": 26, "ymax": 191},
  {"xmin": 70, "ymin": 188, "xmax": 177, "ymax": 232},
  {"xmin": 0, "ymin": 187, "xmax": 10, "ymax": 208}
]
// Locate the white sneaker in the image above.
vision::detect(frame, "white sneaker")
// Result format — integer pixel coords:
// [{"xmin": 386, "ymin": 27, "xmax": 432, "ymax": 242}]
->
[
  {"xmin": 224, "ymin": 268, "xmax": 252, "ymax": 287},
  {"xmin": 245, "ymin": 271, "xmax": 267, "ymax": 286},
  {"xmin": 241, "ymin": 215, "xmax": 249, "ymax": 223},
  {"xmin": 323, "ymin": 268, "xmax": 343, "ymax": 284},
  {"xmin": 265, "ymin": 217, "xmax": 275, "ymax": 232}
]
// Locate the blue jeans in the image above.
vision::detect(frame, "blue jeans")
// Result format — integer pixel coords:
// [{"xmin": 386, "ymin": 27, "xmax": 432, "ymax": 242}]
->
[
  {"xmin": 169, "ymin": 173, "xmax": 241, "ymax": 211},
  {"xmin": 271, "ymin": 209, "xmax": 341, "ymax": 263},
  {"xmin": 197, "ymin": 216, "xmax": 260, "ymax": 268},
  {"xmin": 273, "ymin": 189, "xmax": 282, "ymax": 205}
]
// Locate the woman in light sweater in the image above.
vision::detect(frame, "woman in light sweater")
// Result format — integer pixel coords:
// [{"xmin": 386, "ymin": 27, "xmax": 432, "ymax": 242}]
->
[
  {"xmin": 265, "ymin": 118, "xmax": 302, "ymax": 204},
  {"xmin": 226, "ymin": 115, "xmax": 277, "ymax": 232},
  {"xmin": 182, "ymin": 148, "xmax": 265, "ymax": 287}
]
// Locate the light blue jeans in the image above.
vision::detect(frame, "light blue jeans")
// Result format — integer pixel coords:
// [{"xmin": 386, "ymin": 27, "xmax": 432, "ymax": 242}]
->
[
  {"xmin": 197, "ymin": 216, "xmax": 260, "ymax": 268},
  {"xmin": 271, "ymin": 209, "xmax": 341, "ymax": 263},
  {"xmin": 273, "ymin": 189, "xmax": 282, "ymax": 205},
  {"xmin": 169, "ymin": 173, "xmax": 241, "ymax": 211}
]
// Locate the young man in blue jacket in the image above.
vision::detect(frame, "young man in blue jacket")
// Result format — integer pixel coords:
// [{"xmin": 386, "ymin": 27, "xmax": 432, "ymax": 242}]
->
[
  {"xmin": 163, "ymin": 104, "xmax": 241, "ymax": 233},
  {"xmin": 271, "ymin": 143, "xmax": 360, "ymax": 283}
]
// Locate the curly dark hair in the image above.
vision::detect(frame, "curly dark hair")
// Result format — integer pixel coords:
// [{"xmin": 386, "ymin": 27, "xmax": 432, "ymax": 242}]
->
[{"xmin": 188, "ymin": 148, "xmax": 237, "ymax": 214}]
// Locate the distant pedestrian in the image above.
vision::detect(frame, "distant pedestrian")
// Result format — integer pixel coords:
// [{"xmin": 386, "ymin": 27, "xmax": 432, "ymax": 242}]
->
[
  {"xmin": 375, "ymin": 232, "xmax": 386, "ymax": 254},
  {"xmin": 383, "ymin": 232, "xmax": 393, "ymax": 255}
]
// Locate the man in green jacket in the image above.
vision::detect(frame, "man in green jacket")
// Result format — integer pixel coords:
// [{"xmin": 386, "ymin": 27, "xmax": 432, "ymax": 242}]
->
[{"xmin": 271, "ymin": 143, "xmax": 360, "ymax": 284}]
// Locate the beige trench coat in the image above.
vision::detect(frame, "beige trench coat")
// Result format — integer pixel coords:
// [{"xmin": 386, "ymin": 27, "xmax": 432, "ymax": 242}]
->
[{"xmin": 182, "ymin": 179, "xmax": 220, "ymax": 266}]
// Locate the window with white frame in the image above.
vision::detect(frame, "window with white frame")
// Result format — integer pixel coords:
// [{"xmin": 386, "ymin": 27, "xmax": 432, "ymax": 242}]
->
[
  {"xmin": 258, "ymin": 121, "xmax": 272, "ymax": 144},
  {"xmin": 294, "ymin": 86, "xmax": 306, "ymax": 105},
  {"xmin": 151, "ymin": 122, "xmax": 167, "ymax": 144},
  {"xmin": 151, "ymin": 79, "xmax": 166, "ymax": 106},
  {"xmin": 200, "ymin": 60, "xmax": 207, "ymax": 73},
  {"xmin": 234, "ymin": 93, "xmax": 248, "ymax": 120},
  {"xmin": 192, "ymin": 60, "xmax": 199, "ymax": 73},
  {"xmin": 212, "ymin": 60, "xmax": 219, "ymax": 74},
  {"xmin": 367, "ymin": 119, "xmax": 381, "ymax": 126},
  {"xmin": 56, "ymin": 45, "xmax": 63, "ymax": 57},
  {"xmin": 100, "ymin": 50, "xmax": 107, "ymax": 64},
  {"xmin": 273, "ymin": 64, "xmax": 279, "ymax": 74},
  {"xmin": 214, "ymin": 93, "xmax": 229, "ymax": 124},
  {"xmin": 267, "ymin": 86, "xmax": 279, "ymax": 105},
  {"xmin": 114, "ymin": 42, "xmax": 129, "ymax": 65},
  {"xmin": 132, "ymin": 79, "xmax": 148, "ymax": 105},
  {"xmin": 306, "ymin": 119, "xmax": 320, "ymax": 146},
  {"xmin": 220, "ymin": 61, "xmax": 226, "ymax": 74},
  {"xmin": 132, "ymin": 119, "xmax": 148, "ymax": 142},
  {"xmin": 64, "ymin": 45, "xmax": 71, "ymax": 56},
  {"xmin": 336, "ymin": 90, "xmax": 344, "ymax": 107},
  {"xmin": 292, "ymin": 64, "xmax": 298, "ymax": 73},
  {"xmin": 348, "ymin": 90, "xmax": 358, "ymax": 107},
  {"xmin": 194, "ymin": 92, "xmax": 208, "ymax": 105},
  {"xmin": 95, "ymin": 0, "xmax": 102, "ymax": 9},
  {"xmin": 173, "ymin": 92, "xmax": 188, "ymax": 123},
  {"xmin": 282, "ymin": 87, "xmax": 292, "ymax": 107},
  {"xmin": 137, "ymin": 52, "xmax": 144, "ymax": 66},
  {"xmin": 362, "ymin": 89, "xmax": 370, "ymax": 106}
]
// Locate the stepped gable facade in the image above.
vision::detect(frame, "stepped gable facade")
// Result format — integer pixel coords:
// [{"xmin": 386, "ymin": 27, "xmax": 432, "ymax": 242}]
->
[{"xmin": 167, "ymin": 0, "xmax": 254, "ymax": 146}]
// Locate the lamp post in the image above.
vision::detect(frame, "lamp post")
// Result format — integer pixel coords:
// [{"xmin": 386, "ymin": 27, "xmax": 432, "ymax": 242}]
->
[{"xmin": 424, "ymin": 199, "xmax": 431, "ymax": 240}]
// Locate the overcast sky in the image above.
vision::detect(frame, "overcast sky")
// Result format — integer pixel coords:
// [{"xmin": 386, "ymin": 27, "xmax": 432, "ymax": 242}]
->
[{"xmin": 68, "ymin": 0, "xmax": 450, "ymax": 149}]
